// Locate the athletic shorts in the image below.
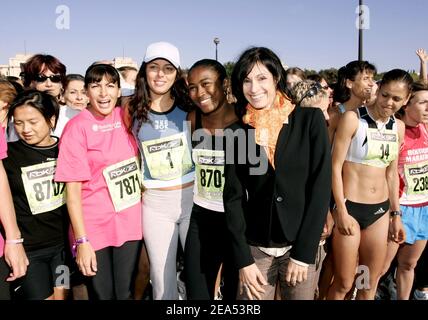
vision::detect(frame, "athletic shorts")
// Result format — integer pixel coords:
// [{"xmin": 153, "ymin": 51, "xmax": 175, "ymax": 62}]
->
[
  {"xmin": 400, "ymin": 204, "xmax": 428, "ymax": 244},
  {"xmin": 345, "ymin": 199, "xmax": 390, "ymax": 229},
  {"xmin": 12, "ymin": 244, "xmax": 67, "ymax": 300}
]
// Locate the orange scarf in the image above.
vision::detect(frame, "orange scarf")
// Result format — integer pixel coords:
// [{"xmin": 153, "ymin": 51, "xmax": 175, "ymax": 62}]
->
[{"xmin": 242, "ymin": 91, "xmax": 295, "ymax": 169}]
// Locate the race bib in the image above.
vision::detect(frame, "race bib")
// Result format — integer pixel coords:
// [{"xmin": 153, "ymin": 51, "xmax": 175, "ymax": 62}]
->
[
  {"xmin": 404, "ymin": 161, "xmax": 428, "ymax": 195},
  {"xmin": 141, "ymin": 132, "xmax": 193, "ymax": 181},
  {"xmin": 103, "ymin": 157, "xmax": 142, "ymax": 212},
  {"xmin": 363, "ymin": 128, "xmax": 398, "ymax": 167},
  {"xmin": 193, "ymin": 149, "xmax": 225, "ymax": 201},
  {"xmin": 21, "ymin": 161, "xmax": 66, "ymax": 215}
]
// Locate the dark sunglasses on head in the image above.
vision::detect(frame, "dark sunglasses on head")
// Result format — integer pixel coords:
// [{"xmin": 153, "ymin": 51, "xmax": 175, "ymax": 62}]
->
[
  {"xmin": 298, "ymin": 82, "xmax": 324, "ymax": 105},
  {"xmin": 34, "ymin": 74, "xmax": 62, "ymax": 83}
]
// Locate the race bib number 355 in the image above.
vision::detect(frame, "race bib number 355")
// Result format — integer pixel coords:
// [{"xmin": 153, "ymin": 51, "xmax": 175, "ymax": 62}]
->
[
  {"xmin": 103, "ymin": 157, "xmax": 142, "ymax": 212},
  {"xmin": 21, "ymin": 161, "xmax": 66, "ymax": 215}
]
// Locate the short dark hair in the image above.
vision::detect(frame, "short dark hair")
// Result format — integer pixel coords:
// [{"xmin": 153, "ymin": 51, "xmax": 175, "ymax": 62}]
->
[
  {"xmin": 23, "ymin": 54, "xmax": 66, "ymax": 88},
  {"xmin": 231, "ymin": 47, "xmax": 289, "ymax": 117},
  {"xmin": 84, "ymin": 64, "xmax": 120, "ymax": 88},
  {"xmin": 189, "ymin": 59, "xmax": 227, "ymax": 82},
  {"xmin": 8, "ymin": 89, "xmax": 60, "ymax": 130},
  {"xmin": 333, "ymin": 60, "xmax": 376, "ymax": 103}
]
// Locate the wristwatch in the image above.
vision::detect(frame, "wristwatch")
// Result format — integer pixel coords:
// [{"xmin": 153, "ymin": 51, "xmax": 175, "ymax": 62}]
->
[{"xmin": 390, "ymin": 210, "xmax": 402, "ymax": 217}]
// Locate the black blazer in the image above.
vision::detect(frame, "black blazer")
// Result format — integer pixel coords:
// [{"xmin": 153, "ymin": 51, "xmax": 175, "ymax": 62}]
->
[{"xmin": 223, "ymin": 107, "xmax": 331, "ymax": 269}]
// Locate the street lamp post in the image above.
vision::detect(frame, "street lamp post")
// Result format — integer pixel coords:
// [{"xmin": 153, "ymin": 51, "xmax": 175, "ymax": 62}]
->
[
  {"xmin": 358, "ymin": 0, "xmax": 363, "ymax": 61},
  {"xmin": 213, "ymin": 37, "xmax": 220, "ymax": 61}
]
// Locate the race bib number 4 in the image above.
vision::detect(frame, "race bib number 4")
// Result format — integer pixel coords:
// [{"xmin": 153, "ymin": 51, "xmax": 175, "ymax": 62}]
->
[
  {"xmin": 193, "ymin": 149, "xmax": 225, "ymax": 201},
  {"xmin": 404, "ymin": 161, "xmax": 428, "ymax": 195},
  {"xmin": 103, "ymin": 157, "xmax": 142, "ymax": 212},
  {"xmin": 141, "ymin": 132, "xmax": 193, "ymax": 181},
  {"xmin": 363, "ymin": 128, "xmax": 398, "ymax": 167},
  {"xmin": 21, "ymin": 161, "xmax": 66, "ymax": 215}
]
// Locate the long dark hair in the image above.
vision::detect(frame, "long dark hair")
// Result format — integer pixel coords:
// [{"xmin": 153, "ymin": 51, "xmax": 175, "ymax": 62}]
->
[
  {"xmin": 128, "ymin": 61, "xmax": 191, "ymax": 128},
  {"xmin": 231, "ymin": 47, "xmax": 289, "ymax": 118}
]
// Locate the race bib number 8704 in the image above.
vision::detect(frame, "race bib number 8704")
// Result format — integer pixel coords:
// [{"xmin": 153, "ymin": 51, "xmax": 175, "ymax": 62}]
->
[{"xmin": 21, "ymin": 161, "xmax": 66, "ymax": 215}]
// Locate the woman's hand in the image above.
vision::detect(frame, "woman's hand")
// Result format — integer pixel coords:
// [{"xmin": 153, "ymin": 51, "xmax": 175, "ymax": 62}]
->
[
  {"xmin": 4, "ymin": 243, "xmax": 29, "ymax": 281},
  {"xmin": 239, "ymin": 263, "xmax": 267, "ymax": 300},
  {"xmin": 332, "ymin": 207, "xmax": 356, "ymax": 236},
  {"xmin": 285, "ymin": 260, "xmax": 308, "ymax": 286},
  {"xmin": 320, "ymin": 210, "xmax": 335, "ymax": 240},
  {"xmin": 416, "ymin": 48, "xmax": 428, "ymax": 63},
  {"xmin": 389, "ymin": 216, "xmax": 406, "ymax": 244},
  {"xmin": 76, "ymin": 242, "xmax": 97, "ymax": 276}
]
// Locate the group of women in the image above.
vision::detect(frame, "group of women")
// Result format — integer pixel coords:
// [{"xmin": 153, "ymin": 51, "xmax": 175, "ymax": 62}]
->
[{"xmin": 0, "ymin": 42, "xmax": 427, "ymax": 300}]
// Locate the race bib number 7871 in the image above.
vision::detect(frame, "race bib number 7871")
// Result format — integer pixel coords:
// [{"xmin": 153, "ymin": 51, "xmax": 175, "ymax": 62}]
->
[{"xmin": 103, "ymin": 157, "xmax": 142, "ymax": 212}]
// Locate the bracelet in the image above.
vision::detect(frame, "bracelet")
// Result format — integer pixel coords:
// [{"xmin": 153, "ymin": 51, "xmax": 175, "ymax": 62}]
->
[
  {"xmin": 5, "ymin": 238, "xmax": 24, "ymax": 244},
  {"xmin": 72, "ymin": 236, "xmax": 89, "ymax": 255},
  {"xmin": 390, "ymin": 210, "xmax": 402, "ymax": 217}
]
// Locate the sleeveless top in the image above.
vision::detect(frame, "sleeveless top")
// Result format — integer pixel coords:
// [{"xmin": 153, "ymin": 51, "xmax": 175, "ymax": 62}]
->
[
  {"xmin": 192, "ymin": 110, "xmax": 225, "ymax": 212},
  {"xmin": 345, "ymin": 106, "xmax": 398, "ymax": 168}
]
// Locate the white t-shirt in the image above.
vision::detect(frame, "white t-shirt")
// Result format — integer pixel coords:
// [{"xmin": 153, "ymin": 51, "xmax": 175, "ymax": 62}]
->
[{"xmin": 53, "ymin": 105, "xmax": 81, "ymax": 137}]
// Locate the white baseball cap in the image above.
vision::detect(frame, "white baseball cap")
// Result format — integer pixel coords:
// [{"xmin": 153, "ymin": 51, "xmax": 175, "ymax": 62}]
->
[{"xmin": 143, "ymin": 41, "xmax": 180, "ymax": 69}]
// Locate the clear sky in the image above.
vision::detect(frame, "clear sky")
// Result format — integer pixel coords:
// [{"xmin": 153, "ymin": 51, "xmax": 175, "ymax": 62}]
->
[{"xmin": 1, "ymin": 0, "xmax": 427, "ymax": 74}]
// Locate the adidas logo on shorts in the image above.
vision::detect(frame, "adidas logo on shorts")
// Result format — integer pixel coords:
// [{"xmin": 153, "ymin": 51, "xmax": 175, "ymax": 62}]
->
[{"xmin": 373, "ymin": 207, "xmax": 386, "ymax": 215}]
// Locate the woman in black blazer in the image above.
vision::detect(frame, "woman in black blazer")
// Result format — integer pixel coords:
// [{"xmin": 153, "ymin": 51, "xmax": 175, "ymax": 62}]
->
[{"xmin": 223, "ymin": 47, "xmax": 331, "ymax": 300}]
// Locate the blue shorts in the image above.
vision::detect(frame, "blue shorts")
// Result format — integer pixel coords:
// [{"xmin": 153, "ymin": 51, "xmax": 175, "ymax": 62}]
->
[{"xmin": 400, "ymin": 204, "xmax": 428, "ymax": 244}]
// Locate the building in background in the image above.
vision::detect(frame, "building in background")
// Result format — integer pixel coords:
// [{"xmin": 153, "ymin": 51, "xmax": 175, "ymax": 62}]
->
[
  {"xmin": 113, "ymin": 57, "xmax": 138, "ymax": 69},
  {"xmin": 0, "ymin": 53, "xmax": 33, "ymax": 77}
]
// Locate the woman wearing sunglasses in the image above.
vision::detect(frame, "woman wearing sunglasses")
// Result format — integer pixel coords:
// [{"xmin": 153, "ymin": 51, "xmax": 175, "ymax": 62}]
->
[{"xmin": 23, "ymin": 54, "xmax": 66, "ymax": 100}]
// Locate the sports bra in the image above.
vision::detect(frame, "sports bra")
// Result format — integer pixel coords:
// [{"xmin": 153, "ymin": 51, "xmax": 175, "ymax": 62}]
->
[{"xmin": 345, "ymin": 106, "xmax": 398, "ymax": 168}]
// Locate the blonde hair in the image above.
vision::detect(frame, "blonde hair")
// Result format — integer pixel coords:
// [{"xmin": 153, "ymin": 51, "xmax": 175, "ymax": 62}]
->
[{"xmin": 291, "ymin": 80, "xmax": 327, "ymax": 107}]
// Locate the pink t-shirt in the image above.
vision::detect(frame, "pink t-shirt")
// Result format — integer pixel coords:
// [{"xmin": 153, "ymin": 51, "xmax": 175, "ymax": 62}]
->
[
  {"xmin": 398, "ymin": 123, "xmax": 428, "ymax": 206},
  {"xmin": 0, "ymin": 126, "xmax": 7, "ymax": 256},
  {"xmin": 55, "ymin": 107, "xmax": 142, "ymax": 251}
]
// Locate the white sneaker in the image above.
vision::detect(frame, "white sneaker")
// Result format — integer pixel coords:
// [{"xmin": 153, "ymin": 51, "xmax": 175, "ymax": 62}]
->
[{"xmin": 413, "ymin": 289, "xmax": 428, "ymax": 300}]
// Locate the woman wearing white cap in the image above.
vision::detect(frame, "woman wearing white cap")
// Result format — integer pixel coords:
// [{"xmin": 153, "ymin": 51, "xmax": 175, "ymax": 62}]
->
[{"xmin": 127, "ymin": 42, "xmax": 194, "ymax": 300}]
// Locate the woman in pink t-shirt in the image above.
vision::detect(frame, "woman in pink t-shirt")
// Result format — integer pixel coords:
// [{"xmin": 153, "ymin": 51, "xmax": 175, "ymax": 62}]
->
[
  {"xmin": 381, "ymin": 82, "xmax": 428, "ymax": 299},
  {"xmin": 0, "ymin": 126, "xmax": 28, "ymax": 299},
  {"xmin": 55, "ymin": 64, "xmax": 142, "ymax": 300}
]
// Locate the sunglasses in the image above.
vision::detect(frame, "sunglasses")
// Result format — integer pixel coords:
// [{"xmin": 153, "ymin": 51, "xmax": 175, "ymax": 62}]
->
[
  {"xmin": 34, "ymin": 74, "xmax": 62, "ymax": 83},
  {"xmin": 298, "ymin": 82, "xmax": 324, "ymax": 105}
]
